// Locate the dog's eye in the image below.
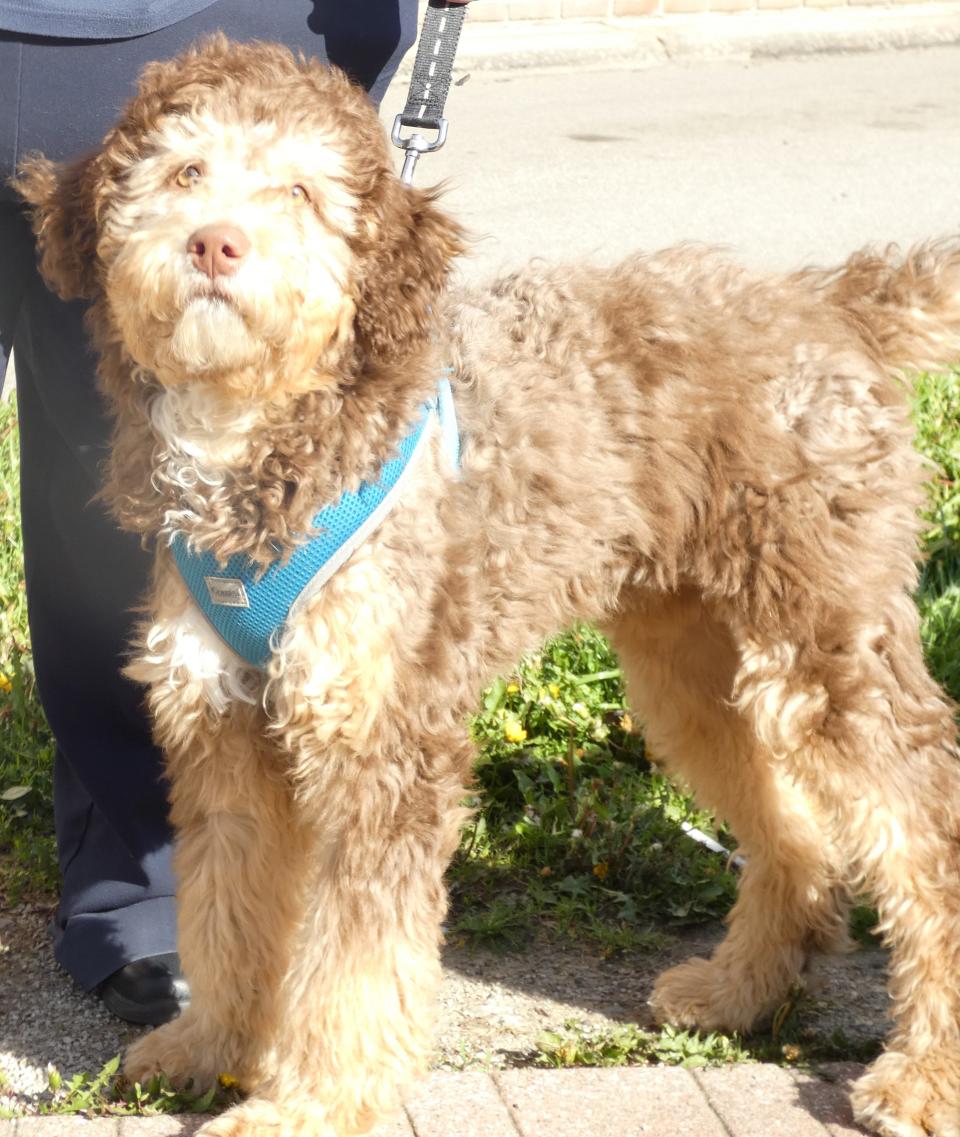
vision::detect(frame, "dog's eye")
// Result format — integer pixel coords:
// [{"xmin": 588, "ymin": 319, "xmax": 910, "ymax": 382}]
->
[
  {"xmin": 176, "ymin": 165, "xmax": 203, "ymax": 188},
  {"xmin": 290, "ymin": 184, "xmax": 311, "ymax": 204}
]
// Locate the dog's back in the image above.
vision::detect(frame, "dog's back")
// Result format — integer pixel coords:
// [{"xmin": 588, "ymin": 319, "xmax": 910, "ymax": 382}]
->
[{"xmin": 438, "ymin": 244, "xmax": 958, "ymax": 692}]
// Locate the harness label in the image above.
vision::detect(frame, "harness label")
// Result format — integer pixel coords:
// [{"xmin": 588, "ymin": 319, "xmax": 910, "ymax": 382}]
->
[{"xmin": 204, "ymin": 576, "xmax": 250, "ymax": 608}]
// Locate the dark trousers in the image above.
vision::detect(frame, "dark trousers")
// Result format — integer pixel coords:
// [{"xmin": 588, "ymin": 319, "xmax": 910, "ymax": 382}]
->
[{"xmin": 0, "ymin": 0, "xmax": 417, "ymax": 990}]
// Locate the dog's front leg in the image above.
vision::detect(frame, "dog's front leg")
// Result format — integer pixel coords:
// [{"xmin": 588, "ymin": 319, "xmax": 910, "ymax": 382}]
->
[
  {"xmin": 198, "ymin": 722, "xmax": 472, "ymax": 1137},
  {"xmin": 124, "ymin": 702, "xmax": 310, "ymax": 1094},
  {"xmin": 123, "ymin": 707, "xmax": 309, "ymax": 1091}
]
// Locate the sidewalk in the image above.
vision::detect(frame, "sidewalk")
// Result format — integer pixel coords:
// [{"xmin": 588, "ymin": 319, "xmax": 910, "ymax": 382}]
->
[
  {"xmin": 402, "ymin": 2, "xmax": 960, "ymax": 74},
  {"xmin": 6, "ymin": 1064, "xmax": 871, "ymax": 1137}
]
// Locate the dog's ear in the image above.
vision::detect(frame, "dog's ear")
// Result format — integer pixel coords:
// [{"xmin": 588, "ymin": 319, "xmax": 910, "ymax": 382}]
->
[
  {"xmin": 14, "ymin": 152, "xmax": 103, "ymax": 301},
  {"xmin": 353, "ymin": 180, "xmax": 465, "ymax": 364}
]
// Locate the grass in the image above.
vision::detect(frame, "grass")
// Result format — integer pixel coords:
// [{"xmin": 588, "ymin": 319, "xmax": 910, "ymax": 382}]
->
[
  {"xmin": 451, "ymin": 624, "xmax": 738, "ymax": 951},
  {"xmin": 913, "ymin": 369, "xmax": 960, "ymax": 699},
  {"xmin": 0, "ymin": 401, "xmax": 56, "ymax": 902}
]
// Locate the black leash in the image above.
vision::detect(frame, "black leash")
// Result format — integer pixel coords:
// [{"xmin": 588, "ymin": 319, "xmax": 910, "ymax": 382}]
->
[{"xmin": 391, "ymin": 0, "xmax": 467, "ymax": 185}]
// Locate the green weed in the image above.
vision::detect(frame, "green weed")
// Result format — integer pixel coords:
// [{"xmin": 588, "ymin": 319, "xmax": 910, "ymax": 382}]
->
[
  {"xmin": 537, "ymin": 1021, "xmax": 752, "ymax": 1069},
  {"xmin": 535, "ymin": 1005, "xmax": 884, "ymax": 1072},
  {"xmin": 35, "ymin": 1056, "xmax": 241, "ymax": 1117},
  {"xmin": 913, "ymin": 368, "xmax": 960, "ymax": 703},
  {"xmin": 454, "ymin": 622, "xmax": 738, "ymax": 951}
]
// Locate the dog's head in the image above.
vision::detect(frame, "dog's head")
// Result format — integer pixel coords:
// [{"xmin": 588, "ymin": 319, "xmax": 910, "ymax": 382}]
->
[{"xmin": 15, "ymin": 35, "xmax": 464, "ymax": 397}]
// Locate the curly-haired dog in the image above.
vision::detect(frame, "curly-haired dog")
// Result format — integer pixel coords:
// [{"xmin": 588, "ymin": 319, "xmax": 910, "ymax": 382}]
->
[{"xmin": 16, "ymin": 35, "xmax": 960, "ymax": 1137}]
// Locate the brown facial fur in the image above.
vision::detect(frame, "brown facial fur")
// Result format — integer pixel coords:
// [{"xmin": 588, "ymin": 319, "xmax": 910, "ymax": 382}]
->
[
  {"xmin": 16, "ymin": 35, "xmax": 960, "ymax": 1137},
  {"xmin": 15, "ymin": 34, "xmax": 464, "ymax": 563}
]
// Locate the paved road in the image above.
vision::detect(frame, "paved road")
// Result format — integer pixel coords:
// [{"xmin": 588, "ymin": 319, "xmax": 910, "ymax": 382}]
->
[{"xmin": 382, "ymin": 45, "xmax": 960, "ymax": 281}]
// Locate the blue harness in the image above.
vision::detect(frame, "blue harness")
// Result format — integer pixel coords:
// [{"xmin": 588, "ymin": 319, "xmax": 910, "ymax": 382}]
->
[{"xmin": 172, "ymin": 377, "xmax": 459, "ymax": 669}]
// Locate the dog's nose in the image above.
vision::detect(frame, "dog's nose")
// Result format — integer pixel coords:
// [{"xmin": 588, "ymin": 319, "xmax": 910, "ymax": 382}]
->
[{"xmin": 187, "ymin": 224, "xmax": 251, "ymax": 279}]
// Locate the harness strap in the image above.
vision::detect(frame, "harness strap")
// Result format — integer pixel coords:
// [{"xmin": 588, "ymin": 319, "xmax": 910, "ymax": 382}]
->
[{"xmin": 172, "ymin": 377, "xmax": 459, "ymax": 669}]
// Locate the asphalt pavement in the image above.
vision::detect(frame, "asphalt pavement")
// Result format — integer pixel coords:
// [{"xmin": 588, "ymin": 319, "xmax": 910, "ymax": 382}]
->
[{"xmin": 383, "ymin": 34, "xmax": 960, "ymax": 281}]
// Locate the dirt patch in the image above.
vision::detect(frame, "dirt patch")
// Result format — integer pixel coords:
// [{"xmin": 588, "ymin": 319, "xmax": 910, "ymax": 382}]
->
[
  {"xmin": 435, "ymin": 924, "xmax": 891, "ymax": 1067},
  {"xmin": 1, "ymin": 901, "xmax": 891, "ymax": 1114}
]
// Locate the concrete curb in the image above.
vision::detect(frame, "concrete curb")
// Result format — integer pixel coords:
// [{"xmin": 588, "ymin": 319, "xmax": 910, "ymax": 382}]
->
[
  {"xmin": 394, "ymin": 4, "xmax": 960, "ymax": 75},
  {"xmin": 6, "ymin": 1064, "xmax": 872, "ymax": 1136}
]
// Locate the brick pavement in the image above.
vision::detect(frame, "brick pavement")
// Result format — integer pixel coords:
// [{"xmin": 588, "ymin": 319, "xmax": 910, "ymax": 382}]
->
[{"xmin": 6, "ymin": 1065, "xmax": 873, "ymax": 1137}]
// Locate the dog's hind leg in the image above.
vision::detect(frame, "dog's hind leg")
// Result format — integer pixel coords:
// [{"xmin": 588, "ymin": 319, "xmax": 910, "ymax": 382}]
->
[
  {"xmin": 606, "ymin": 588, "xmax": 849, "ymax": 1035},
  {"xmin": 198, "ymin": 722, "xmax": 472, "ymax": 1137},
  {"xmin": 123, "ymin": 705, "xmax": 309, "ymax": 1093},
  {"xmin": 737, "ymin": 589, "xmax": 960, "ymax": 1137}
]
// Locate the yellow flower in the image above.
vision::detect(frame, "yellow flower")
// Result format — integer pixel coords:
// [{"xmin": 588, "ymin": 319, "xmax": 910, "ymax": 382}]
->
[
  {"xmin": 592, "ymin": 862, "xmax": 609, "ymax": 881},
  {"xmin": 503, "ymin": 719, "xmax": 527, "ymax": 744},
  {"xmin": 620, "ymin": 713, "xmax": 633, "ymax": 733},
  {"xmin": 218, "ymin": 1073, "xmax": 240, "ymax": 1089},
  {"xmin": 0, "ymin": 672, "xmax": 11, "ymax": 693},
  {"xmin": 548, "ymin": 683, "xmax": 561, "ymax": 699},
  {"xmin": 506, "ymin": 682, "xmax": 520, "ymax": 694}
]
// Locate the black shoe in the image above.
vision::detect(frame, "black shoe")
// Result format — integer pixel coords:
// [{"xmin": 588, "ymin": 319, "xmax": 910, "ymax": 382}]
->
[{"xmin": 97, "ymin": 952, "xmax": 191, "ymax": 1026}]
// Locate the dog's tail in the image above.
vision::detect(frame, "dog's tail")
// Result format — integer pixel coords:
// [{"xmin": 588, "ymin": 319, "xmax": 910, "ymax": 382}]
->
[{"xmin": 814, "ymin": 240, "xmax": 960, "ymax": 371}]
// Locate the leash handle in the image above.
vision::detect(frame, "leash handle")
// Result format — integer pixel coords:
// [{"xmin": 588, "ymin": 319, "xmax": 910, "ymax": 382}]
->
[{"xmin": 392, "ymin": 0, "xmax": 466, "ymax": 184}]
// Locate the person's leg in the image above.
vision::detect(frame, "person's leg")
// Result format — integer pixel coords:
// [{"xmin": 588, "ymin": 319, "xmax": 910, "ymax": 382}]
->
[
  {"xmin": 0, "ymin": 209, "xmax": 31, "ymax": 386},
  {"xmin": 14, "ymin": 262, "xmax": 181, "ymax": 995},
  {"xmin": 3, "ymin": 59, "xmax": 168, "ymax": 1004},
  {"xmin": 5, "ymin": 0, "xmax": 417, "ymax": 1016},
  {"xmin": 0, "ymin": 44, "xmax": 30, "ymax": 386}
]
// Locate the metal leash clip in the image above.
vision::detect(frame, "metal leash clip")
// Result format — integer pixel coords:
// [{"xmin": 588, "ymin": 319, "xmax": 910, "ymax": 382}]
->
[
  {"xmin": 391, "ymin": 116, "xmax": 449, "ymax": 186},
  {"xmin": 392, "ymin": 0, "xmax": 465, "ymax": 185}
]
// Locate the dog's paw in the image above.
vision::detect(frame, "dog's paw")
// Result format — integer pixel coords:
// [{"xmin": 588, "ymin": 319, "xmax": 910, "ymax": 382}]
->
[
  {"xmin": 852, "ymin": 1050, "xmax": 960, "ymax": 1137},
  {"xmin": 123, "ymin": 1013, "xmax": 220, "ymax": 1092},
  {"xmin": 199, "ymin": 1098, "xmax": 334, "ymax": 1137},
  {"xmin": 649, "ymin": 956, "xmax": 774, "ymax": 1034}
]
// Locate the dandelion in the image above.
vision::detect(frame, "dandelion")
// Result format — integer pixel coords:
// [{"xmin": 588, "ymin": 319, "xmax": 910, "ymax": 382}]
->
[
  {"xmin": 503, "ymin": 719, "xmax": 527, "ymax": 744},
  {"xmin": 506, "ymin": 682, "xmax": 520, "ymax": 694},
  {"xmin": 0, "ymin": 672, "xmax": 11, "ymax": 693},
  {"xmin": 548, "ymin": 683, "xmax": 561, "ymax": 699},
  {"xmin": 218, "ymin": 1073, "xmax": 240, "ymax": 1089},
  {"xmin": 592, "ymin": 862, "xmax": 609, "ymax": 881}
]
